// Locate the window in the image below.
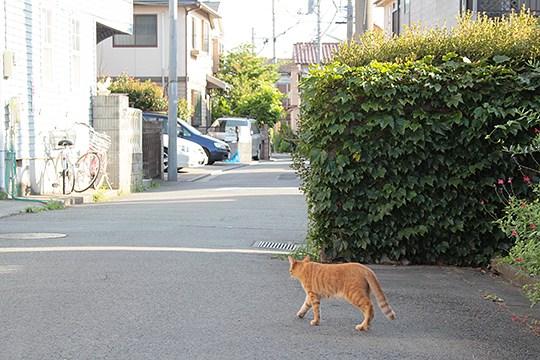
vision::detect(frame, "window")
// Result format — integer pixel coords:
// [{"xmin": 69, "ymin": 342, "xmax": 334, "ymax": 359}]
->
[
  {"xmin": 70, "ymin": 17, "xmax": 81, "ymax": 91},
  {"xmin": 391, "ymin": 2, "xmax": 400, "ymax": 35},
  {"xmin": 192, "ymin": 17, "xmax": 201, "ymax": 50},
  {"xmin": 41, "ymin": 8, "xmax": 53, "ymax": 83},
  {"xmin": 114, "ymin": 15, "xmax": 157, "ymax": 47},
  {"xmin": 202, "ymin": 21, "xmax": 210, "ymax": 52}
]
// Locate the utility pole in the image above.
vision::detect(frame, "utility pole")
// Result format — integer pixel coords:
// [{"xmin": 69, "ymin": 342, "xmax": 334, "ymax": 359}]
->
[
  {"xmin": 316, "ymin": 0, "xmax": 322, "ymax": 64},
  {"xmin": 272, "ymin": 0, "xmax": 276, "ymax": 63},
  {"xmin": 346, "ymin": 0, "xmax": 353, "ymax": 42},
  {"xmin": 168, "ymin": 0, "xmax": 178, "ymax": 181},
  {"xmin": 355, "ymin": 0, "xmax": 373, "ymax": 37}
]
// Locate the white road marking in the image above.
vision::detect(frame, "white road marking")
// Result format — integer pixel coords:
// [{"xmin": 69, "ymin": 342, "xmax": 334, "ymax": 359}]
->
[{"xmin": 0, "ymin": 246, "xmax": 288, "ymax": 255}]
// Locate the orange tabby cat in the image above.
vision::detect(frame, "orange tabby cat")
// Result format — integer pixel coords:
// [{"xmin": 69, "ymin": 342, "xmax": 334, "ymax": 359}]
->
[{"xmin": 288, "ymin": 255, "xmax": 396, "ymax": 331}]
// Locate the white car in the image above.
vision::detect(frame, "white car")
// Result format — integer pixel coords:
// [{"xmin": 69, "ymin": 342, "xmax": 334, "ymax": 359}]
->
[{"xmin": 163, "ymin": 133, "xmax": 208, "ymax": 171}]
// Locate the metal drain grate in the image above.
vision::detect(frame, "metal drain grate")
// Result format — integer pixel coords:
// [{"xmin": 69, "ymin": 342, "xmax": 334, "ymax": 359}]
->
[{"xmin": 256, "ymin": 241, "xmax": 297, "ymax": 251}]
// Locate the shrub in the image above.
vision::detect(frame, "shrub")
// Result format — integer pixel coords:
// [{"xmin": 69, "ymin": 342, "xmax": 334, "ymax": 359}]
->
[
  {"xmin": 335, "ymin": 10, "xmax": 540, "ymax": 67},
  {"xmin": 293, "ymin": 54, "xmax": 540, "ymax": 266},
  {"xmin": 272, "ymin": 123, "xmax": 297, "ymax": 153},
  {"xmin": 108, "ymin": 73, "xmax": 167, "ymax": 112}
]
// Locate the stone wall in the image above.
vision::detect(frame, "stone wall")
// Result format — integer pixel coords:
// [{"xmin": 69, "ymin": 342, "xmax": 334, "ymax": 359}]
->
[{"xmin": 92, "ymin": 95, "xmax": 143, "ymax": 192}]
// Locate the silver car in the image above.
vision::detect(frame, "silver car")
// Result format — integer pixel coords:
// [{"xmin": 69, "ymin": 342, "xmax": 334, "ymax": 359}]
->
[{"xmin": 207, "ymin": 117, "xmax": 262, "ymax": 160}]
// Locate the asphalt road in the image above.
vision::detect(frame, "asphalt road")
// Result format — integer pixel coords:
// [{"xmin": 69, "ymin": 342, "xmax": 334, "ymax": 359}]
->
[{"xmin": 1, "ymin": 156, "xmax": 539, "ymax": 359}]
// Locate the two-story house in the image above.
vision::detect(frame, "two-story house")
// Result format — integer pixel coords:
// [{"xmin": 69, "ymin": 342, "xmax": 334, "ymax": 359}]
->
[
  {"xmin": 376, "ymin": 0, "xmax": 540, "ymax": 36},
  {"xmin": 0, "ymin": 0, "xmax": 133, "ymax": 196},
  {"xmin": 289, "ymin": 42, "xmax": 339, "ymax": 131},
  {"xmin": 97, "ymin": 0, "xmax": 227, "ymax": 130}
]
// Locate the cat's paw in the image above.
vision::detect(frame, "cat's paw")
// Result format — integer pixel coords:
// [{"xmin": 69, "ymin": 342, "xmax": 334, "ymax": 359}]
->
[
  {"xmin": 310, "ymin": 320, "xmax": 319, "ymax": 326},
  {"xmin": 297, "ymin": 312, "xmax": 305, "ymax": 318},
  {"xmin": 355, "ymin": 324, "xmax": 369, "ymax": 331}
]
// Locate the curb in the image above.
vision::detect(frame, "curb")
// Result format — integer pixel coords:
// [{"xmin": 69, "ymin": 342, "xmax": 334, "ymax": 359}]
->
[{"xmin": 491, "ymin": 258, "xmax": 539, "ymax": 288}]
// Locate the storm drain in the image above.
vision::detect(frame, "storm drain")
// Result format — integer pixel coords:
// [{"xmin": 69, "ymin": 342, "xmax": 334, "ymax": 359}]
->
[{"xmin": 256, "ymin": 241, "xmax": 297, "ymax": 251}]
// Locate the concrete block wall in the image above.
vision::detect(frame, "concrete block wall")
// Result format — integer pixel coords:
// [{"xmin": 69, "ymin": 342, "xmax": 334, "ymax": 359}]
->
[{"xmin": 92, "ymin": 95, "xmax": 143, "ymax": 192}]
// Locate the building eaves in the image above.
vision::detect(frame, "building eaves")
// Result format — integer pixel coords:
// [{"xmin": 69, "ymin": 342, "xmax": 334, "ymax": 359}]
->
[{"xmin": 292, "ymin": 42, "xmax": 340, "ymax": 65}]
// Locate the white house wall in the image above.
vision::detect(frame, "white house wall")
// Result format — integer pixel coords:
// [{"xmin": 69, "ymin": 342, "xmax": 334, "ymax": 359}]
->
[
  {"xmin": 403, "ymin": 0, "xmax": 461, "ymax": 29},
  {"xmin": 0, "ymin": 0, "xmax": 132, "ymax": 195},
  {"xmin": 97, "ymin": 5, "xmax": 178, "ymax": 82},
  {"xmin": 376, "ymin": 0, "xmax": 461, "ymax": 36}
]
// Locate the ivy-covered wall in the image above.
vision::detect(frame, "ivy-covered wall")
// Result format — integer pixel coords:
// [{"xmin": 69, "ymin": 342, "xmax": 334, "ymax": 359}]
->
[{"xmin": 294, "ymin": 55, "xmax": 540, "ymax": 266}]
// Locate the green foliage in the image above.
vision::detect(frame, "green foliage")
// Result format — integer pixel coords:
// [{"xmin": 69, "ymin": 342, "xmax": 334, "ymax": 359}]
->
[
  {"xmin": 25, "ymin": 201, "xmax": 63, "ymax": 213},
  {"xmin": 335, "ymin": 10, "xmax": 540, "ymax": 67},
  {"xmin": 495, "ymin": 129, "xmax": 540, "ymax": 305},
  {"xmin": 108, "ymin": 72, "xmax": 167, "ymax": 112},
  {"xmin": 212, "ymin": 44, "xmax": 285, "ymax": 126},
  {"xmin": 272, "ymin": 123, "xmax": 297, "ymax": 153},
  {"xmin": 177, "ymin": 98, "xmax": 193, "ymax": 121},
  {"xmin": 293, "ymin": 54, "xmax": 540, "ymax": 266}
]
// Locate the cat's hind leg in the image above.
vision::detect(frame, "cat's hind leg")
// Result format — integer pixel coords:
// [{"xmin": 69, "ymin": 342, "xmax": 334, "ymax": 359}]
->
[
  {"xmin": 349, "ymin": 297, "xmax": 374, "ymax": 331},
  {"xmin": 297, "ymin": 293, "xmax": 312, "ymax": 318}
]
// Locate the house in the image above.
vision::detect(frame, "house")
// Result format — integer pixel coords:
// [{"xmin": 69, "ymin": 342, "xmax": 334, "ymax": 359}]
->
[
  {"xmin": 289, "ymin": 42, "xmax": 339, "ymax": 131},
  {"xmin": 375, "ymin": 0, "xmax": 540, "ymax": 36},
  {"xmin": 97, "ymin": 0, "xmax": 227, "ymax": 130},
  {"xmin": 0, "ymin": 0, "xmax": 133, "ymax": 196}
]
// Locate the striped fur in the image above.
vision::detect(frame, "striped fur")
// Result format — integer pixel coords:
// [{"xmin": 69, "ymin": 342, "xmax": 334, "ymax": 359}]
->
[{"xmin": 288, "ymin": 255, "xmax": 396, "ymax": 331}]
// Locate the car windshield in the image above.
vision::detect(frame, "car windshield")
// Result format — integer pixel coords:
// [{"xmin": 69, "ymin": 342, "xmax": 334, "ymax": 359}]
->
[{"xmin": 179, "ymin": 119, "xmax": 202, "ymax": 135}]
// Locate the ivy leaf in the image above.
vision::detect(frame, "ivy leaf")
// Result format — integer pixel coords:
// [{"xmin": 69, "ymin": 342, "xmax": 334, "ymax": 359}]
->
[{"xmin": 493, "ymin": 55, "xmax": 511, "ymax": 64}]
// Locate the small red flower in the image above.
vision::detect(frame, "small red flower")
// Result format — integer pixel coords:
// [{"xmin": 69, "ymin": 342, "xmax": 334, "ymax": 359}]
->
[
  {"xmin": 521, "ymin": 203, "xmax": 526, "ymax": 207},
  {"xmin": 507, "ymin": 178, "xmax": 513, "ymax": 183},
  {"xmin": 511, "ymin": 230, "xmax": 517, "ymax": 236},
  {"xmin": 498, "ymin": 179, "xmax": 504, "ymax": 185},
  {"xmin": 523, "ymin": 176, "xmax": 531, "ymax": 182},
  {"xmin": 531, "ymin": 224, "xmax": 536, "ymax": 229},
  {"xmin": 515, "ymin": 257, "xmax": 523, "ymax": 263},
  {"xmin": 481, "ymin": 200, "xmax": 485, "ymax": 205},
  {"xmin": 535, "ymin": 128, "xmax": 540, "ymax": 133}
]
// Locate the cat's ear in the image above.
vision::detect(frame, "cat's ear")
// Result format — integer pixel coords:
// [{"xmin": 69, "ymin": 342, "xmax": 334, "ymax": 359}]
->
[
  {"xmin": 304, "ymin": 255, "xmax": 310, "ymax": 262},
  {"xmin": 288, "ymin": 256, "xmax": 295, "ymax": 264}
]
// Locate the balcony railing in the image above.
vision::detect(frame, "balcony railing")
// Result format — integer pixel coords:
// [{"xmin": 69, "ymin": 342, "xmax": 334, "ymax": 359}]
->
[{"xmin": 475, "ymin": 0, "xmax": 540, "ymax": 17}]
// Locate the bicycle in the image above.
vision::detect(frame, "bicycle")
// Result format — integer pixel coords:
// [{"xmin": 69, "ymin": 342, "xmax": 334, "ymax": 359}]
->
[
  {"xmin": 73, "ymin": 123, "xmax": 111, "ymax": 192},
  {"xmin": 55, "ymin": 139, "xmax": 76, "ymax": 195}
]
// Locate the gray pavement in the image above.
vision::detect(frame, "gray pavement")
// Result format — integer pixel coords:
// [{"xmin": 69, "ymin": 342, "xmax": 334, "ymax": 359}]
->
[
  {"xmin": 1, "ymin": 154, "xmax": 539, "ymax": 359},
  {"xmin": 0, "ymin": 160, "xmax": 247, "ymax": 219}
]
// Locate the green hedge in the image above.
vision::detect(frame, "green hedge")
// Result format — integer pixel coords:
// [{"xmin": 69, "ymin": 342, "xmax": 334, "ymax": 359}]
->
[{"xmin": 293, "ymin": 55, "xmax": 540, "ymax": 265}]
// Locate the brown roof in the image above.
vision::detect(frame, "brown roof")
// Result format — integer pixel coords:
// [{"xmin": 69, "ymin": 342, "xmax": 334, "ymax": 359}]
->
[{"xmin": 292, "ymin": 42, "xmax": 340, "ymax": 65}]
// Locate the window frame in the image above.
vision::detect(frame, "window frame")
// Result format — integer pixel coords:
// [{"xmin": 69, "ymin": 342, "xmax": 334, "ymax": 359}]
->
[
  {"xmin": 41, "ymin": 8, "xmax": 53, "ymax": 84},
  {"xmin": 113, "ymin": 14, "xmax": 158, "ymax": 48}
]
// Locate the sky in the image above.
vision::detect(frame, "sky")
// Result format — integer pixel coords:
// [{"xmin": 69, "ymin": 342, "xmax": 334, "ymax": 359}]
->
[{"xmin": 217, "ymin": 0, "xmax": 377, "ymax": 59}]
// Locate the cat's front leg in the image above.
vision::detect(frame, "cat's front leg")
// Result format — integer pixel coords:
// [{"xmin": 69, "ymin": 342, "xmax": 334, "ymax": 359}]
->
[
  {"xmin": 297, "ymin": 293, "xmax": 312, "ymax": 318},
  {"xmin": 308, "ymin": 291, "xmax": 320, "ymax": 326}
]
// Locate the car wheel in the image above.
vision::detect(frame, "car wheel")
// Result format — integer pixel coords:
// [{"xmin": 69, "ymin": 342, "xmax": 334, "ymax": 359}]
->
[
  {"xmin": 253, "ymin": 145, "xmax": 261, "ymax": 160},
  {"xmin": 163, "ymin": 147, "xmax": 168, "ymax": 173},
  {"xmin": 203, "ymin": 148, "xmax": 215, "ymax": 165}
]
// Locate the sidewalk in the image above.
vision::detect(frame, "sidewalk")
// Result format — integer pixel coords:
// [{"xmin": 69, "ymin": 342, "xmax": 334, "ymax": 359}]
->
[{"xmin": 0, "ymin": 159, "xmax": 252, "ymax": 219}]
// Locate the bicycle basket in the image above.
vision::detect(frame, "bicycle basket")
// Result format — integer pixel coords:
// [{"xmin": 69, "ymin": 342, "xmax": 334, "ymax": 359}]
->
[{"xmin": 89, "ymin": 129, "xmax": 111, "ymax": 152}]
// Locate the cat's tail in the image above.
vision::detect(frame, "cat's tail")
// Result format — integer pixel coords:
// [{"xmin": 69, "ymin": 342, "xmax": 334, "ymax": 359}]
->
[{"xmin": 365, "ymin": 269, "xmax": 396, "ymax": 320}]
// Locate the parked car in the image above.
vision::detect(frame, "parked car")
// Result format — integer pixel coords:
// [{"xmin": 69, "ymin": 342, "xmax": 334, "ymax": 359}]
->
[
  {"xmin": 143, "ymin": 112, "xmax": 230, "ymax": 165},
  {"xmin": 143, "ymin": 113, "xmax": 207, "ymax": 171},
  {"xmin": 206, "ymin": 117, "xmax": 262, "ymax": 160}
]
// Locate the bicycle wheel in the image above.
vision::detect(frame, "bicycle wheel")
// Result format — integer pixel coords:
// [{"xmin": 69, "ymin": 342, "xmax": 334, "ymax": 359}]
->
[
  {"xmin": 62, "ymin": 162, "xmax": 76, "ymax": 195},
  {"xmin": 74, "ymin": 152, "xmax": 101, "ymax": 192},
  {"xmin": 93, "ymin": 152, "xmax": 108, "ymax": 190},
  {"xmin": 43, "ymin": 157, "xmax": 60, "ymax": 194}
]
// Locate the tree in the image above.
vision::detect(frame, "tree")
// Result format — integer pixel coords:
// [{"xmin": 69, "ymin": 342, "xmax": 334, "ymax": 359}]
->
[{"xmin": 211, "ymin": 44, "xmax": 285, "ymax": 127}]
